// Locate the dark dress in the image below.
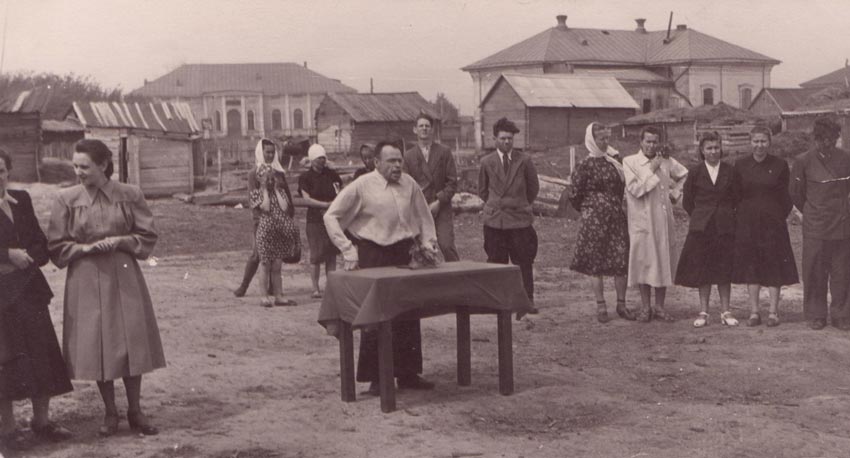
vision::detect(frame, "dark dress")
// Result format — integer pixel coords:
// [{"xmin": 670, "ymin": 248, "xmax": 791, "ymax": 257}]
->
[
  {"xmin": 568, "ymin": 156, "xmax": 629, "ymax": 276},
  {"xmin": 731, "ymin": 155, "xmax": 798, "ymax": 286},
  {"xmin": 0, "ymin": 190, "xmax": 72, "ymax": 400},
  {"xmin": 675, "ymin": 162, "xmax": 740, "ymax": 287}
]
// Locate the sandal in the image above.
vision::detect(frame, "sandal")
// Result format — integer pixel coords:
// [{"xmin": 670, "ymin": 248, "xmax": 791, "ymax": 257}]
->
[
  {"xmin": 693, "ymin": 311, "xmax": 709, "ymax": 328},
  {"xmin": 636, "ymin": 308, "xmax": 652, "ymax": 323},
  {"xmin": 274, "ymin": 297, "xmax": 297, "ymax": 307},
  {"xmin": 720, "ymin": 311, "xmax": 739, "ymax": 326},
  {"xmin": 766, "ymin": 313, "xmax": 780, "ymax": 327},
  {"xmin": 616, "ymin": 299, "xmax": 636, "ymax": 321},
  {"xmin": 747, "ymin": 313, "xmax": 761, "ymax": 327},
  {"xmin": 596, "ymin": 301, "xmax": 611, "ymax": 323},
  {"xmin": 652, "ymin": 308, "xmax": 676, "ymax": 322}
]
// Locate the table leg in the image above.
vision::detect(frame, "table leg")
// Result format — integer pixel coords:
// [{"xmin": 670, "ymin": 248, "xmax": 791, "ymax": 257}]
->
[
  {"xmin": 378, "ymin": 321, "xmax": 396, "ymax": 413},
  {"xmin": 456, "ymin": 307, "xmax": 471, "ymax": 386},
  {"xmin": 338, "ymin": 321, "xmax": 356, "ymax": 402},
  {"xmin": 497, "ymin": 310, "xmax": 514, "ymax": 395}
]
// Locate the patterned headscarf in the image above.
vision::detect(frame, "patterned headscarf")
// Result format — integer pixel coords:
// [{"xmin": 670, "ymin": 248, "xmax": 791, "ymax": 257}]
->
[{"xmin": 585, "ymin": 123, "xmax": 624, "ymax": 181}]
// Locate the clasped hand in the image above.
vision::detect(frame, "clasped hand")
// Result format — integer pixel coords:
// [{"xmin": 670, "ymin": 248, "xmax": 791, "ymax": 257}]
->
[
  {"xmin": 82, "ymin": 236, "xmax": 119, "ymax": 254},
  {"xmin": 7, "ymin": 248, "xmax": 34, "ymax": 269}
]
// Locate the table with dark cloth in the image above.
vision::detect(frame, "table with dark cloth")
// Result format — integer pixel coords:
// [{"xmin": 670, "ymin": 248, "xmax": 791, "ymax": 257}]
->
[{"xmin": 318, "ymin": 260, "xmax": 534, "ymax": 413}]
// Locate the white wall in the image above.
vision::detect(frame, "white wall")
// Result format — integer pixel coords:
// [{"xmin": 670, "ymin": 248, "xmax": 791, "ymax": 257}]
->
[{"xmin": 687, "ymin": 65, "xmax": 771, "ymax": 108}]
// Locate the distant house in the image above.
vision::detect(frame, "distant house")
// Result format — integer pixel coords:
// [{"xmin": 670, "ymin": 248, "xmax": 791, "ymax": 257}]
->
[
  {"xmin": 782, "ymin": 98, "xmax": 850, "ymax": 147},
  {"xmin": 748, "ymin": 88, "xmax": 822, "ymax": 119},
  {"xmin": 800, "ymin": 65, "xmax": 850, "ymax": 90},
  {"xmin": 315, "ymin": 92, "xmax": 440, "ymax": 154},
  {"xmin": 71, "ymin": 101, "xmax": 200, "ymax": 197},
  {"xmin": 480, "ymin": 74, "xmax": 638, "ymax": 150},
  {"xmin": 130, "ymin": 63, "xmax": 356, "ymax": 142},
  {"xmin": 0, "ymin": 87, "xmax": 51, "ymax": 182},
  {"xmin": 462, "ymin": 15, "xmax": 780, "ymax": 149}
]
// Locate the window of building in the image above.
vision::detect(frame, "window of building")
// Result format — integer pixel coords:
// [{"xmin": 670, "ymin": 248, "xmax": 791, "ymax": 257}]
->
[
  {"xmin": 215, "ymin": 111, "xmax": 222, "ymax": 131},
  {"xmin": 655, "ymin": 95, "xmax": 665, "ymax": 110},
  {"xmin": 703, "ymin": 88, "xmax": 714, "ymax": 106},
  {"xmin": 293, "ymin": 109, "xmax": 303, "ymax": 129},
  {"xmin": 272, "ymin": 109, "xmax": 282, "ymax": 130},
  {"xmin": 642, "ymin": 99, "xmax": 652, "ymax": 114},
  {"xmin": 247, "ymin": 110, "xmax": 255, "ymax": 131},
  {"xmin": 740, "ymin": 87, "xmax": 753, "ymax": 109}
]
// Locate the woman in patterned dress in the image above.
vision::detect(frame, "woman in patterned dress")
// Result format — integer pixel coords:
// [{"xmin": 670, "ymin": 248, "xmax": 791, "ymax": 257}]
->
[
  {"xmin": 569, "ymin": 123, "xmax": 634, "ymax": 323},
  {"xmin": 249, "ymin": 139, "xmax": 300, "ymax": 308}
]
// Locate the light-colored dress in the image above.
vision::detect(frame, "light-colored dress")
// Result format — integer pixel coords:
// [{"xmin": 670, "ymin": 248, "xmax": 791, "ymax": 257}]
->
[
  {"xmin": 48, "ymin": 180, "xmax": 165, "ymax": 381},
  {"xmin": 622, "ymin": 151, "xmax": 688, "ymax": 287}
]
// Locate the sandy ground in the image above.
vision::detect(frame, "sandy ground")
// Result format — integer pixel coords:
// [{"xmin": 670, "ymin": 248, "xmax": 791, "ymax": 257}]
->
[{"xmin": 5, "ymin": 183, "xmax": 850, "ymax": 458}]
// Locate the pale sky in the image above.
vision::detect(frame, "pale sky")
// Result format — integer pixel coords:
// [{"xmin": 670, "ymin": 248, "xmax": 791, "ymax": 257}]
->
[{"xmin": 3, "ymin": 0, "xmax": 849, "ymax": 114}]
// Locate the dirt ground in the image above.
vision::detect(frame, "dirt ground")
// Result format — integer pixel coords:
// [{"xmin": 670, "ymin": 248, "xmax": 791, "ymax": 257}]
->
[{"xmin": 7, "ymin": 177, "xmax": 850, "ymax": 458}]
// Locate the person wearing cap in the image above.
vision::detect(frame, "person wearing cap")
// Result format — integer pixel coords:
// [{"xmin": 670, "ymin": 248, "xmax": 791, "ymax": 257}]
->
[
  {"xmin": 790, "ymin": 117, "xmax": 850, "ymax": 330},
  {"xmin": 404, "ymin": 113, "xmax": 460, "ymax": 261},
  {"xmin": 299, "ymin": 144, "xmax": 343, "ymax": 298}
]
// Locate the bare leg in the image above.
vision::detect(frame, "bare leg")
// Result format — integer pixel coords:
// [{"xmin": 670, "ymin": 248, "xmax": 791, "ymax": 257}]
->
[
  {"xmin": 639, "ymin": 284, "xmax": 652, "ymax": 310},
  {"xmin": 259, "ymin": 261, "xmax": 273, "ymax": 306},
  {"xmin": 654, "ymin": 287, "xmax": 667, "ymax": 310},
  {"xmin": 767, "ymin": 286, "xmax": 781, "ymax": 316},
  {"xmin": 311, "ymin": 263, "xmax": 321, "ymax": 293},
  {"xmin": 271, "ymin": 260, "xmax": 284, "ymax": 301},
  {"xmin": 747, "ymin": 284, "xmax": 761, "ymax": 316},
  {"xmin": 614, "ymin": 276, "xmax": 627, "ymax": 302},
  {"xmin": 718, "ymin": 284, "xmax": 732, "ymax": 312},
  {"xmin": 0, "ymin": 400, "xmax": 14, "ymax": 435},
  {"xmin": 592, "ymin": 276, "xmax": 605, "ymax": 303},
  {"xmin": 698, "ymin": 285, "xmax": 712, "ymax": 314}
]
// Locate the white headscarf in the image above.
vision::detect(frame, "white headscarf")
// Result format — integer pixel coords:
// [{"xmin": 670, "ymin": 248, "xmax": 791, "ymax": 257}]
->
[
  {"xmin": 585, "ymin": 123, "xmax": 624, "ymax": 180},
  {"xmin": 255, "ymin": 138, "xmax": 286, "ymax": 173}
]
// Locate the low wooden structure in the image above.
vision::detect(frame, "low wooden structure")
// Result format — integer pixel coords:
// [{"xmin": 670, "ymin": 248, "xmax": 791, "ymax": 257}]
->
[
  {"xmin": 71, "ymin": 101, "xmax": 201, "ymax": 197},
  {"xmin": 781, "ymin": 98, "xmax": 850, "ymax": 148},
  {"xmin": 41, "ymin": 118, "xmax": 85, "ymax": 160},
  {"xmin": 0, "ymin": 87, "xmax": 52, "ymax": 182}
]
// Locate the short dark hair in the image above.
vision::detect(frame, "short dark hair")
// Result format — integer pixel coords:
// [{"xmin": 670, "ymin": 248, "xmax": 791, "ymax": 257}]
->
[
  {"xmin": 750, "ymin": 125, "xmax": 772, "ymax": 143},
  {"xmin": 359, "ymin": 143, "xmax": 374, "ymax": 156},
  {"xmin": 697, "ymin": 131, "xmax": 722, "ymax": 161},
  {"xmin": 640, "ymin": 126, "xmax": 662, "ymax": 141},
  {"xmin": 414, "ymin": 113, "xmax": 434, "ymax": 127},
  {"xmin": 0, "ymin": 148, "xmax": 11, "ymax": 170},
  {"xmin": 493, "ymin": 117, "xmax": 519, "ymax": 136},
  {"xmin": 261, "ymin": 139, "xmax": 276, "ymax": 150},
  {"xmin": 813, "ymin": 117, "xmax": 841, "ymax": 142},
  {"xmin": 74, "ymin": 139, "xmax": 114, "ymax": 179},
  {"xmin": 374, "ymin": 140, "xmax": 401, "ymax": 160}
]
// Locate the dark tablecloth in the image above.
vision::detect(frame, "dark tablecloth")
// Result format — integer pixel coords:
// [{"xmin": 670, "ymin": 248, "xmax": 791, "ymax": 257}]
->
[{"xmin": 318, "ymin": 261, "xmax": 533, "ymax": 328}]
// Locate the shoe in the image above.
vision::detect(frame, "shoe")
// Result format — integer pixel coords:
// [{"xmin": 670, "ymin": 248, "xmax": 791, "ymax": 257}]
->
[
  {"xmin": 747, "ymin": 313, "xmax": 761, "ymax": 327},
  {"xmin": 98, "ymin": 414, "xmax": 120, "ymax": 437},
  {"xmin": 233, "ymin": 286, "xmax": 247, "ymax": 298},
  {"xmin": 834, "ymin": 318, "xmax": 850, "ymax": 331},
  {"xmin": 311, "ymin": 290, "xmax": 323, "ymax": 299},
  {"xmin": 636, "ymin": 308, "xmax": 652, "ymax": 323},
  {"xmin": 616, "ymin": 300, "xmax": 636, "ymax": 321},
  {"xmin": 260, "ymin": 296, "xmax": 274, "ymax": 308},
  {"xmin": 360, "ymin": 382, "xmax": 380, "ymax": 396},
  {"xmin": 0, "ymin": 429, "xmax": 33, "ymax": 451},
  {"xmin": 31, "ymin": 421, "xmax": 73, "ymax": 442},
  {"xmin": 720, "ymin": 311, "xmax": 739, "ymax": 326},
  {"xmin": 809, "ymin": 318, "xmax": 827, "ymax": 330},
  {"xmin": 652, "ymin": 308, "xmax": 676, "ymax": 322},
  {"xmin": 693, "ymin": 311, "xmax": 709, "ymax": 328},
  {"xmin": 766, "ymin": 313, "xmax": 779, "ymax": 327},
  {"xmin": 596, "ymin": 301, "xmax": 610, "ymax": 323},
  {"xmin": 127, "ymin": 411, "xmax": 159, "ymax": 436},
  {"xmin": 274, "ymin": 297, "xmax": 297, "ymax": 306},
  {"xmin": 397, "ymin": 375, "xmax": 436, "ymax": 390}
]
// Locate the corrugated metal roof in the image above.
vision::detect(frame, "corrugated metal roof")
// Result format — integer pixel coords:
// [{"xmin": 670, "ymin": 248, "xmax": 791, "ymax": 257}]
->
[
  {"xmin": 326, "ymin": 92, "xmax": 440, "ymax": 123},
  {"xmin": 624, "ymin": 102, "xmax": 763, "ymax": 124},
  {"xmin": 0, "ymin": 86, "xmax": 52, "ymax": 113},
  {"xmin": 572, "ymin": 68, "xmax": 670, "ymax": 83},
  {"xmin": 130, "ymin": 63, "xmax": 357, "ymax": 98},
  {"xmin": 463, "ymin": 26, "xmax": 779, "ymax": 71},
  {"xmin": 800, "ymin": 66, "xmax": 850, "ymax": 88},
  {"xmin": 41, "ymin": 118, "xmax": 84, "ymax": 133},
  {"xmin": 489, "ymin": 74, "xmax": 639, "ymax": 109},
  {"xmin": 73, "ymin": 101, "xmax": 200, "ymax": 134}
]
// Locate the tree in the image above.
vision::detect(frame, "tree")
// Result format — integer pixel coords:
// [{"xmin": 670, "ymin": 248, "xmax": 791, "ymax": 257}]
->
[
  {"xmin": 433, "ymin": 92, "xmax": 459, "ymax": 124},
  {"xmin": 0, "ymin": 71, "xmax": 131, "ymax": 119}
]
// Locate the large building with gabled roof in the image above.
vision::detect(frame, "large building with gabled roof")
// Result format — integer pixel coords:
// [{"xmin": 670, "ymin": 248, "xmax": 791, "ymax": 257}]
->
[
  {"xmin": 130, "ymin": 63, "xmax": 356, "ymax": 141},
  {"xmin": 462, "ymin": 15, "xmax": 780, "ymax": 149}
]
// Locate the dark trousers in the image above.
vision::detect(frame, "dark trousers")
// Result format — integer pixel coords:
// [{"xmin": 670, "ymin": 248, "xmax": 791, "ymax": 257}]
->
[
  {"xmin": 483, "ymin": 225, "xmax": 537, "ymax": 300},
  {"xmin": 802, "ymin": 237, "xmax": 850, "ymax": 321},
  {"xmin": 355, "ymin": 238, "xmax": 423, "ymax": 383}
]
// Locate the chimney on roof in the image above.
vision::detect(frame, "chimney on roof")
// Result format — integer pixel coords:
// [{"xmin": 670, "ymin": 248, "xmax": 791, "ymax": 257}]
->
[
  {"xmin": 143, "ymin": 79, "xmax": 148, "ymax": 85},
  {"xmin": 303, "ymin": 61, "xmax": 308, "ymax": 68},
  {"xmin": 555, "ymin": 15, "xmax": 568, "ymax": 30},
  {"xmin": 676, "ymin": 24, "xmax": 687, "ymax": 30},
  {"xmin": 635, "ymin": 18, "xmax": 647, "ymax": 33}
]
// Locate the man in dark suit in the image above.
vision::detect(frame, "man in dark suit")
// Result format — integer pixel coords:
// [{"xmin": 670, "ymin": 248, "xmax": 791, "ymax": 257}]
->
[
  {"xmin": 403, "ymin": 113, "xmax": 459, "ymax": 261},
  {"xmin": 478, "ymin": 117, "xmax": 540, "ymax": 317}
]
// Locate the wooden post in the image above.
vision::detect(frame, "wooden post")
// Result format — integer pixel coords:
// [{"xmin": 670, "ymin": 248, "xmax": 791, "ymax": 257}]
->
[
  {"xmin": 338, "ymin": 321, "xmax": 356, "ymax": 402},
  {"xmin": 217, "ymin": 148, "xmax": 223, "ymax": 192},
  {"xmin": 456, "ymin": 307, "xmax": 471, "ymax": 386},
  {"xmin": 377, "ymin": 321, "xmax": 396, "ymax": 413},
  {"xmin": 497, "ymin": 311, "xmax": 514, "ymax": 395},
  {"xmin": 203, "ymin": 149, "xmax": 208, "ymax": 178},
  {"xmin": 569, "ymin": 146, "xmax": 576, "ymax": 176}
]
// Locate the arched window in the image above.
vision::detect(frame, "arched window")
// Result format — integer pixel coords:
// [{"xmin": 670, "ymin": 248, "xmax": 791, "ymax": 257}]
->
[
  {"xmin": 655, "ymin": 95, "xmax": 664, "ymax": 110},
  {"xmin": 214, "ymin": 111, "xmax": 222, "ymax": 131},
  {"xmin": 247, "ymin": 110, "xmax": 255, "ymax": 131},
  {"xmin": 703, "ymin": 88, "xmax": 714, "ymax": 106},
  {"xmin": 293, "ymin": 109, "xmax": 303, "ymax": 129},
  {"xmin": 740, "ymin": 87, "xmax": 753, "ymax": 109},
  {"xmin": 272, "ymin": 109, "xmax": 282, "ymax": 130}
]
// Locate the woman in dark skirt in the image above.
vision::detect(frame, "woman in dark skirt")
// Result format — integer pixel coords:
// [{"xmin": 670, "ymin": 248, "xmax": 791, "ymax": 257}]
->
[
  {"xmin": 569, "ymin": 122, "xmax": 634, "ymax": 323},
  {"xmin": 732, "ymin": 126, "xmax": 798, "ymax": 327},
  {"xmin": 675, "ymin": 132, "xmax": 741, "ymax": 327},
  {"xmin": 0, "ymin": 150, "xmax": 73, "ymax": 452}
]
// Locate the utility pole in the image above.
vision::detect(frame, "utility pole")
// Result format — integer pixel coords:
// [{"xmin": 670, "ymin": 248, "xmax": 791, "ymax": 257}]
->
[{"xmin": 0, "ymin": 1, "xmax": 9, "ymax": 74}]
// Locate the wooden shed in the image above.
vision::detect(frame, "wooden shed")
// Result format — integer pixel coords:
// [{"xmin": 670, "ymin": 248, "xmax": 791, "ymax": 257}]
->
[
  {"xmin": 72, "ymin": 101, "xmax": 201, "ymax": 197},
  {"xmin": 315, "ymin": 92, "xmax": 440, "ymax": 154},
  {"xmin": 479, "ymin": 73, "xmax": 639, "ymax": 151},
  {"xmin": 781, "ymin": 99, "xmax": 850, "ymax": 148},
  {"xmin": 41, "ymin": 118, "xmax": 85, "ymax": 160},
  {"xmin": 0, "ymin": 87, "xmax": 52, "ymax": 182}
]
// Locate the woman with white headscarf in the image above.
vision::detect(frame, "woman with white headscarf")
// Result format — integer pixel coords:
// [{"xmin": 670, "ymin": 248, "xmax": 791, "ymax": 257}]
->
[
  {"xmin": 568, "ymin": 123, "xmax": 633, "ymax": 323},
  {"xmin": 249, "ymin": 139, "xmax": 300, "ymax": 307}
]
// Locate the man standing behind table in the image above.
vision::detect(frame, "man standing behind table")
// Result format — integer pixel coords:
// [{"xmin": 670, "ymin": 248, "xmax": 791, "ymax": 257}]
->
[
  {"xmin": 324, "ymin": 140, "xmax": 438, "ymax": 396},
  {"xmin": 404, "ymin": 113, "xmax": 459, "ymax": 261},
  {"xmin": 790, "ymin": 117, "xmax": 850, "ymax": 330},
  {"xmin": 623, "ymin": 126, "xmax": 689, "ymax": 322},
  {"xmin": 478, "ymin": 117, "xmax": 540, "ymax": 316},
  {"xmin": 298, "ymin": 144, "xmax": 342, "ymax": 299}
]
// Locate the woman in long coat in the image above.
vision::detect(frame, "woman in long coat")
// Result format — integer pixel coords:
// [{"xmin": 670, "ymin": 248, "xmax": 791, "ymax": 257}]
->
[
  {"xmin": 675, "ymin": 132, "xmax": 741, "ymax": 327},
  {"xmin": 569, "ymin": 123, "xmax": 634, "ymax": 322},
  {"xmin": 731, "ymin": 126, "xmax": 798, "ymax": 327},
  {"xmin": 0, "ymin": 150, "xmax": 72, "ymax": 452},
  {"xmin": 48, "ymin": 139, "xmax": 164, "ymax": 437}
]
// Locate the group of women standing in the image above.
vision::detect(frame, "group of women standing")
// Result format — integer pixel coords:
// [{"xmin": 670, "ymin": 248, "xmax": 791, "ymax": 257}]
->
[
  {"xmin": 0, "ymin": 139, "xmax": 163, "ymax": 453},
  {"xmin": 570, "ymin": 123, "xmax": 797, "ymax": 327}
]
